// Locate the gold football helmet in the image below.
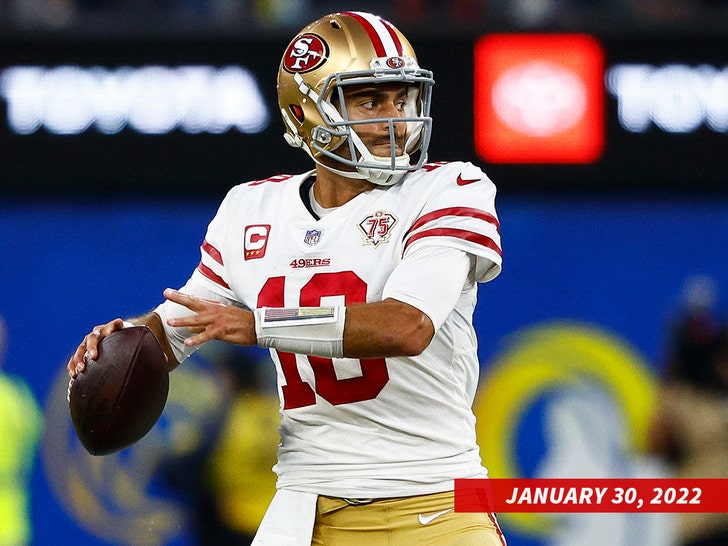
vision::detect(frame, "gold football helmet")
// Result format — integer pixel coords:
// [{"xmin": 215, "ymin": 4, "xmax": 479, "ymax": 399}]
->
[{"xmin": 277, "ymin": 11, "xmax": 434, "ymax": 186}]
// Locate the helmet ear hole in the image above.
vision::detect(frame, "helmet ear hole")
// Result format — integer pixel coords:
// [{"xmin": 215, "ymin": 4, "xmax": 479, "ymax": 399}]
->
[{"xmin": 289, "ymin": 104, "xmax": 305, "ymax": 123}]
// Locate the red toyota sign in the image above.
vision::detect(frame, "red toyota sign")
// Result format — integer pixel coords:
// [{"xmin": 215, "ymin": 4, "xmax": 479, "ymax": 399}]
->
[{"xmin": 474, "ymin": 34, "xmax": 605, "ymax": 164}]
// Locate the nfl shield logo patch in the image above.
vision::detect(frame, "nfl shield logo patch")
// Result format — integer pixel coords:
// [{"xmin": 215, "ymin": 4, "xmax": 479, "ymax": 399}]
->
[{"xmin": 304, "ymin": 229, "xmax": 321, "ymax": 246}]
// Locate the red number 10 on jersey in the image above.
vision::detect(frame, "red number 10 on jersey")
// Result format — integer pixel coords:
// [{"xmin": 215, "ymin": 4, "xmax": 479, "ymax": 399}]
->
[{"xmin": 257, "ymin": 271, "xmax": 389, "ymax": 409}]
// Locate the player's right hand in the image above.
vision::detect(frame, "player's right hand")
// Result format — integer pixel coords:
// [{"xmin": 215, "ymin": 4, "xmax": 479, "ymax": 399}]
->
[{"xmin": 67, "ymin": 318, "xmax": 127, "ymax": 378}]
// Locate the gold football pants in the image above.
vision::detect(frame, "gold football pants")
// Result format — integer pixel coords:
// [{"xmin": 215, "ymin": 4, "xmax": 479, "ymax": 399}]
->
[{"xmin": 312, "ymin": 490, "xmax": 506, "ymax": 545}]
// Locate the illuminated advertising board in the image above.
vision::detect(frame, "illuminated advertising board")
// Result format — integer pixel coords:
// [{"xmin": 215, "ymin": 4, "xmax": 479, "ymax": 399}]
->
[
  {"xmin": 471, "ymin": 33, "xmax": 728, "ymax": 193},
  {"xmin": 0, "ymin": 35, "xmax": 726, "ymax": 195},
  {"xmin": 0, "ymin": 65, "xmax": 269, "ymax": 136},
  {"xmin": 0, "ymin": 38, "xmax": 308, "ymax": 196},
  {"xmin": 474, "ymin": 34, "xmax": 605, "ymax": 164}
]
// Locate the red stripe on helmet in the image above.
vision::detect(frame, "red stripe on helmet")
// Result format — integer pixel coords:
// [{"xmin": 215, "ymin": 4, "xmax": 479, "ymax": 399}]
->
[
  {"xmin": 343, "ymin": 11, "xmax": 402, "ymax": 57},
  {"xmin": 380, "ymin": 18, "xmax": 404, "ymax": 55}
]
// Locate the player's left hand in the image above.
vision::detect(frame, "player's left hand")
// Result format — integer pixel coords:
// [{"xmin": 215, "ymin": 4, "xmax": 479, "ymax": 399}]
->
[{"xmin": 163, "ymin": 288, "xmax": 256, "ymax": 347}]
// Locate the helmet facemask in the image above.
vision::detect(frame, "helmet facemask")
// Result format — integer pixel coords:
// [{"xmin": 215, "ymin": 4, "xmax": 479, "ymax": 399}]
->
[{"xmin": 309, "ymin": 63, "xmax": 434, "ymax": 186}]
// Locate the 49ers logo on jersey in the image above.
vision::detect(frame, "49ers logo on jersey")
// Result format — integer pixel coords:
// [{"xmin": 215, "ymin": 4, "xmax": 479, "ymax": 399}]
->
[
  {"xmin": 244, "ymin": 224, "xmax": 270, "ymax": 260},
  {"xmin": 283, "ymin": 33, "xmax": 329, "ymax": 73},
  {"xmin": 358, "ymin": 210, "xmax": 398, "ymax": 247}
]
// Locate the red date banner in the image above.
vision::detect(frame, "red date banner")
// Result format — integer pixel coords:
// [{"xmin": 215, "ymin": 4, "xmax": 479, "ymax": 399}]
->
[{"xmin": 455, "ymin": 478, "xmax": 728, "ymax": 513}]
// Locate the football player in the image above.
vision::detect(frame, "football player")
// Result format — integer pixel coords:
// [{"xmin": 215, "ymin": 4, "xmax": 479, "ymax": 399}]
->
[{"xmin": 68, "ymin": 11, "xmax": 505, "ymax": 545}]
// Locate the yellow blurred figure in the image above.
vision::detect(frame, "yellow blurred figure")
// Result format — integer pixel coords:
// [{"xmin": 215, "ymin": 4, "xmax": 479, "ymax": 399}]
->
[
  {"xmin": 0, "ymin": 318, "xmax": 43, "ymax": 546},
  {"xmin": 207, "ymin": 389, "xmax": 280, "ymax": 538}
]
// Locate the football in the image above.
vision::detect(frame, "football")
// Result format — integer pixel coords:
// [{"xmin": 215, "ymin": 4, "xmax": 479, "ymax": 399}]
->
[{"xmin": 68, "ymin": 325, "xmax": 169, "ymax": 456}]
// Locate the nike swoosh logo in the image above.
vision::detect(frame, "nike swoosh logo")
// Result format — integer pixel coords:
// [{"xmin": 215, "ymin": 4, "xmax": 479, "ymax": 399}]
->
[
  {"xmin": 418, "ymin": 508, "xmax": 453, "ymax": 525},
  {"xmin": 457, "ymin": 174, "xmax": 479, "ymax": 186}
]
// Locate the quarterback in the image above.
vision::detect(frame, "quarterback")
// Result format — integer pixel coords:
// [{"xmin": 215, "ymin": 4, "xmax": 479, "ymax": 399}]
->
[{"xmin": 68, "ymin": 11, "xmax": 505, "ymax": 546}]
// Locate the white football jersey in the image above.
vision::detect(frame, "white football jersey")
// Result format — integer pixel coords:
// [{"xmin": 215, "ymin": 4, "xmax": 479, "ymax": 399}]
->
[{"xmin": 183, "ymin": 160, "xmax": 502, "ymax": 498}]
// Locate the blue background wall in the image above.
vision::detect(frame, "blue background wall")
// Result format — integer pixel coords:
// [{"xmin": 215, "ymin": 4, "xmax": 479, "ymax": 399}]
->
[{"xmin": 1, "ymin": 194, "xmax": 727, "ymax": 545}]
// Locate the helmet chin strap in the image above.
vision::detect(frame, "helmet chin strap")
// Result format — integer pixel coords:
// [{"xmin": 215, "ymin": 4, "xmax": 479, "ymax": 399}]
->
[
  {"xmin": 355, "ymin": 154, "xmax": 409, "ymax": 186},
  {"xmin": 313, "ymin": 157, "xmax": 368, "ymax": 180},
  {"xmin": 314, "ymin": 157, "xmax": 408, "ymax": 186},
  {"xmin": 346, "ymin": 128, "xmax": 410, "ymax": 186},
  {"xmin": 310, "ymin": 128, "xmax": 411, "ymax": 186},
  {"xmin": 310, "ymin": 92, "xmax": 412, "ymax": 186},
  {"xmin": 313, "ymin": 151, "xmax": 409, "ymax": 187}
]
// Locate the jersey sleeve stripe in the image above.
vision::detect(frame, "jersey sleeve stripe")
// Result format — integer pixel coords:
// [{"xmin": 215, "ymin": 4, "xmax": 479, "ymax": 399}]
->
[
  {"xmin": 196, "ymin": 261, "xmax": 231, "ymax": 290},
  {"xmin": 405, "ymin": 207, "xmax": 501, "ymax": 239},
  {"xmin": 404, "ymin": 227, "xmax": 502, "ymax": 257},
  {"xmin": 201, "ymin": 239, "xmax": 224, "ymax": 265}
]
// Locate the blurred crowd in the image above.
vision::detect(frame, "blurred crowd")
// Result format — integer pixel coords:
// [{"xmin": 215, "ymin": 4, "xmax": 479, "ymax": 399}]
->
[
  {"xmin": 649, "ymin": 276, "xmax": 728, "ymax": 546},
  {"xmin": 155, "ymin": 341, "xmax": 280, "ymax": 545},
  {"xmin": 1, "ymin": 0, "xmax": 728, "ymax": 35}
]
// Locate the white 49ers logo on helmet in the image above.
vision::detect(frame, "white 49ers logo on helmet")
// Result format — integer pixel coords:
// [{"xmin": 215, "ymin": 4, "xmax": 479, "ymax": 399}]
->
[
  {"xmin": 283, "ymin": 33, "xmax": 329, "ymax": 73},
  {"xmin": 386, "ymin": 57, "xmax": 406, "ymax": 69},
  {"xmin": 358, "ymin": 210, "xmax": 397, "ymax": 247}
]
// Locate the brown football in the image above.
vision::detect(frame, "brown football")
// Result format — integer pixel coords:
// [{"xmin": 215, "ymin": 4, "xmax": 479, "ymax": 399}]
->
[{"xmin": 68, "ymin": 325, "xmax": 169, "ymax": 456}]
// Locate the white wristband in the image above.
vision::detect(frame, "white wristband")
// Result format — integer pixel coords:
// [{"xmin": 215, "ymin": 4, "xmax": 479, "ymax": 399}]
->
[
  {"xmin": 122, "ymin": 321, "xmax": 135, "ymax": 329},
  {"xmin": 254, "ymin": 306, "xmax": 346, "ymax": 358}
]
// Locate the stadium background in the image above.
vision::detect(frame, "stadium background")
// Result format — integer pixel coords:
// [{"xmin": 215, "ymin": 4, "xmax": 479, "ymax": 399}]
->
[{"xmin": 1, "ymin": 1, "xmax": 727, "ymax": 545}]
